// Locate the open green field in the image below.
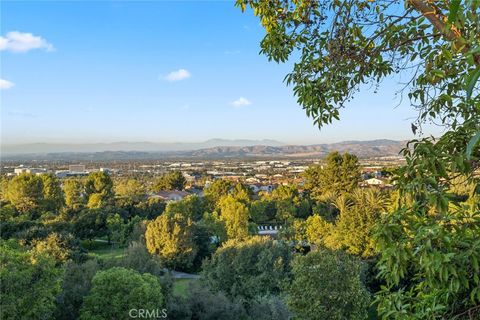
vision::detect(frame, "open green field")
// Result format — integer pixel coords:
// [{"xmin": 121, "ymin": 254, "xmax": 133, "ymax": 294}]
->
[
  {"xmin": 88, "ymin": 247, "xmax": 126, "ymax": 260},
  {"xmin": 82, "ymin": 240, "xmax": 126, "ymax": 261},
  {"xmin": 173, "ymin": 278, "xmax": 196, "ymax": 297}
]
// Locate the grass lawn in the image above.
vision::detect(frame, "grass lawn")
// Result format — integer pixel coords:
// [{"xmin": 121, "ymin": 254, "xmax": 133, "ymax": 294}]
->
[
  {"xmin": 83, "ymin": 239, "xmax": 126, "ymax": 261},
  {"xmin": 88, "ymin": 247, "xmax": 126, "ymax": 260},
  {"xmin": 173, "ymin": 278, "xmax": 196, "ymax": 297}
]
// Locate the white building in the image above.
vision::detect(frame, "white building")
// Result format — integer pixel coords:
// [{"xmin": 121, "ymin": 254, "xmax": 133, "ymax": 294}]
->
[{"xmin": 69, "ymin": 164, "xmax": 86, "ymax": 173}]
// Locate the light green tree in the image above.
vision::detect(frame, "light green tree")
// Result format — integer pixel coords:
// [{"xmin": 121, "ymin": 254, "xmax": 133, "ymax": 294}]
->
[
  {"xmin": 79, "ymin": 267, "xmax": 164, "ymax": 320},
  {"xmin": 218, "ymin": 195, "xmax": 250, "ymax": 240},
  {"xmin": 115, "ymin": 178, "xmax": 146, "ymax": 205},
  {"xmin": 85, "ymin": 171, "xmax": 114, "ymax": 208},
  {"xmin": 203, "ymin": 179, "xmax": 233, "ymax": 209},
  {"xmin": 145, "ymin": 212, "xmax": 197, "ymax": 270},
  {"xmin": 4, "ymin": 173, "xmax": 44, "ymax": 215},
  {"xmin": 63, "ymin": 178, "xmax": 86, "ymax": 209},
  {"xmin": 40, "ymin": 174, "xmax": 65, "ymax": 212},
  {"xmin": 0, "ymin": 240, "xmax": 62, "ymax": 320}
]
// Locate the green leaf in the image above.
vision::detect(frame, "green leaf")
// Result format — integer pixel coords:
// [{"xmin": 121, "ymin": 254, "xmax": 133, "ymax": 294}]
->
[
  {"xmin": 466, "ymin": 68, "xmax": 480, "ymax": 100},
  {"xmin": 466, "ymin": 131, "xmax": 480, "ymax": 160},
  {"xmin": 448, "ymin": 0, "xmax": 461, "ymax": 23}
]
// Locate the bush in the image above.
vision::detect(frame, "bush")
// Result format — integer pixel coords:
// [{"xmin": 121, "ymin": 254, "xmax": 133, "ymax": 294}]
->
[
  {"xmin": 202, "ymin": 236, "xmax": 292, "ymax": 300},
  {"xmin": 248, "ymin": 295, "xmax": 291, "ymax": 320},
  {"xmin": 0, "ymin": 240, "xmax": 62, "ymax": 320},
  {"xmin": 79, "ymin": 267, "xmax": 165, "ymax": 320},
  {"xmin": 287, "ymin": 249, "xmax": 371, "ymax": 320},
  {"xmin": 171, "ymin": 282, "xmax": 247, "ymax": 320},
  {"xmin": 55, "ymin": 259, "xmax": 100, "ymax": 320}
]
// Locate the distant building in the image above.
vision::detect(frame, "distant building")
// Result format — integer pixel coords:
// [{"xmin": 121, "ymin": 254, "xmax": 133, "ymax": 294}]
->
[
  {"xmin": 14, "ymin": 167, "xmax": 47, "ymax": 175},
  {"xmin": 363, "ymin": 178, "xmax": 385, "ymax": 186},
  {"xmin": 14, "ymin": 168, "xmax": 28, "ymax": 175},
  {"xmin": 257, "ymin": 225, "xmax": 281, "ymax": 238},
  {"xmin": 151, "ymin": 190, "xmax": 190, "ymax": 202},
  {"xmin": 69, "ymin": 164, "xmax": 86, "ymax": 173},
  {"xmin": 248, "ymin": 184, "xmax": 275, "ymax": 194}
]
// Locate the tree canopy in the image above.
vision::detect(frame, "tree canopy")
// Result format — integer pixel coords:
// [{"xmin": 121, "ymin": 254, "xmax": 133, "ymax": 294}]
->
[
  {"xmin": 79, "ymin": 267, "xmax": 164, "ymax": 320},
  {"xmin": 287, "ymin": 249, "xmax": 371, "ymax": 320},
  {"xmin": 237, "ymin": 1, "xmax": 480, "ymax": 318},
  {"xmin": 303, "ymin": 152, "xmax": 360, "ymax": 199},
  {"xmin": 0, "ymin": 240, "xmax": 62, "ymax": 320},
  {"xmin": 202, "ymin": 236, "xmax": 292, "ymax": 300},
  {"xmin": 145, "ymin": 212, "xmax": 198, "ymax": 270}
]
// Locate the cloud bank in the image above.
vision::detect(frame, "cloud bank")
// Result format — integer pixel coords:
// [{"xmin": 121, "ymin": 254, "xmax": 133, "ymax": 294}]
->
[{"xmin": 0, "ymin": 31, "xmax": 54, "ymax": 53}]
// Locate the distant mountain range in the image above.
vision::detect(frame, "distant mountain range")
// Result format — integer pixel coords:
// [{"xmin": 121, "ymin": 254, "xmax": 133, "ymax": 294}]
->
[
  {"xmin": 1, "ymin": 139, "xmax": 407, "ymax": 161},
  {"xmin": 2, "ymin": 139, "xmax": 284, "ymax": 155}
]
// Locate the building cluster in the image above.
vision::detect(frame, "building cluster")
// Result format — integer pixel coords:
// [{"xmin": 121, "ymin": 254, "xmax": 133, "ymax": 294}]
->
[
  {"xmin": 5, "ymin": 164, "xmax": 114, "ymax": 178},
  {"xmin": 3, "ymin": 156, "xmax": 408, "ymax": 196}
]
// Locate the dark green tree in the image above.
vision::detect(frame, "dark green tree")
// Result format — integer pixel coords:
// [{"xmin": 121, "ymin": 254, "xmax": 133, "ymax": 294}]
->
[
  {"xmin": 40, "ymin": 174, "xmax": 65, "ymax": 212},
  {"xmin": 55, "ymin": 259, "xmax": 100, "ymax": 320},
  {"xmin": 202, "ymin": 236, "xmax": 292, "ymax": 300},
  {"xmin": 152, "ymin": 171, "xmax": 186, "ymax": 192},
  {"xmin": 287, "ymin": 249, "xmax": 371, "ymax": 320}
]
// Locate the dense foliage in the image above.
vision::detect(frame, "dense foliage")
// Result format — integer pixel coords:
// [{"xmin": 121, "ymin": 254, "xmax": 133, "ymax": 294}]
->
[
  {"xmin": 236, "ymin": 0, "xmax": 480, "ymax": 318},
  {"xmin": 79, "ymin": 267, "xmax": 164, "ymax": 320},
  {"xmin": 202, "ymin": 236, "xmax": 292, "ymax": 300},
  {"xmin": 287, "ymin": 249, "xmax": 371, "ymax": 320},
  {"xmin": 145, "ymin": 212, "xmax": 198, "ymax": 271},
  {"xmin": 0, "ymin": 240, "xmax": 62, "ymax": 320}
]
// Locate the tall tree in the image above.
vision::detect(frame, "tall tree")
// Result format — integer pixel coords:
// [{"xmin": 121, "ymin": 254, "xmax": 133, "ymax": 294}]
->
[
  {"xmin": 63, "ymin": 178, "xmax": 86, "ymax": 209},
  {"xmin": 114, "ymin": 178, "xmax": 146, "ymax": 205},
  {"xmin": 287, "ymin": 249, "xmax": 371, "ymax": 320},
  {"xmin": 202, "ymin": 236, "xmax": 292, "ymax": 300},
  {"xmin": 4, "ymin": 173, "xmax": 44, "ymax": 216},
  {"xmin": 85, "ymin": 172, "xmax": 114, "ymax": 209},
  {"xmin": 152, "ymin": 171, "xmax": 186, "ymax": 192},
  {"xmin": 303, "ymin": 152, "xmax": 360, "ymax": 199},
  {"xmin": 203, "ymin": 179, "xmax": 233, "ymax": 209},
  {"xmin": 55, "ymin": 259, "xmax": 100, "ymax": 320},
  {"xmin": 0, "ymin": 240, "xmax": 62, "ymax": 320},
  {"xmin": 218, "ymin": 195, "xmax": 250, "ymax": 240},
  {"xmin": 145, "ymin": 213, "xmax": 197, "ymax": 271},
  {"xmin": 237, "ymin": 0, "xmax": 480, "ymax": 317},
  {"xmin": 40, "ymin": 174, "xmax": 65, "ymax": 212},
  {"xmin": 79, "ymin": 267, "xmax": 165, "ymax": 320}
]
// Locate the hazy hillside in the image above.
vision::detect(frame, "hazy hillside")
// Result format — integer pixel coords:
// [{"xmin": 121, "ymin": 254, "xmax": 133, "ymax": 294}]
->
[{"xmin": 2, "ymin": 139, "xmax": 407, "ymax": 160}]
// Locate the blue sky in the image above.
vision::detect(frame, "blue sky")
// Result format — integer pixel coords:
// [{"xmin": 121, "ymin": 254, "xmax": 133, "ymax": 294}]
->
[{"xmin": 1, "ymin": 1, "xmax": 441, "ymax": 145}]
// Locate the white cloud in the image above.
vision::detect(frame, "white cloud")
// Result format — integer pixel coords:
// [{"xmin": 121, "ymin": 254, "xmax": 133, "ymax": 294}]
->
[
  {"xmin": 0, "ymin": 31, "xmax": 54, "ymax": 53},
  {"xmin": 0, "ymin": 79, "xmax": 15, "ymax": 90},
  {"xmin": 230, "ymin": 97, "xmax": 252, "ymax": 107},
  {"xmin": 164, "ymin": 69, "xmax": 191, "ymax": 81}
]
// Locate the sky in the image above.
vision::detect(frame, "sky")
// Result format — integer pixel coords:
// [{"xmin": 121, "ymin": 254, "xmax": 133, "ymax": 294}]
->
[{"xmin": 0, "ymin": 1, "xmax": 442, "ymax": 146}]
